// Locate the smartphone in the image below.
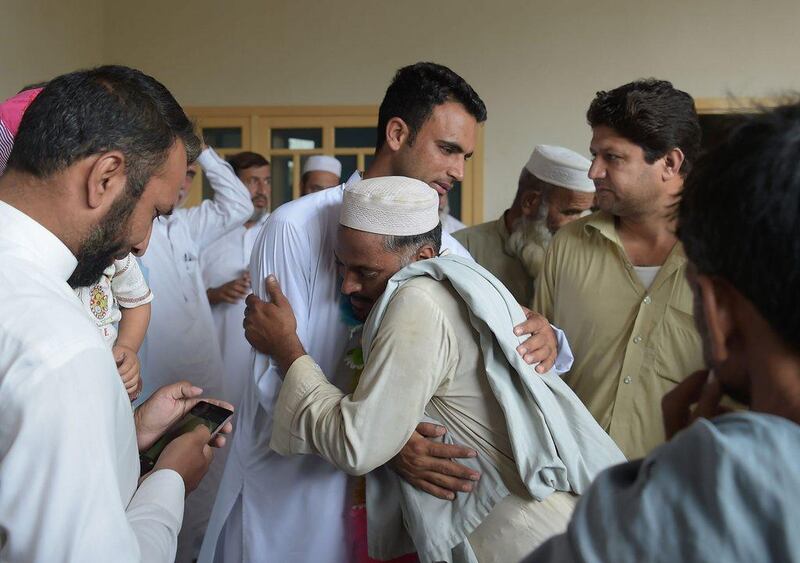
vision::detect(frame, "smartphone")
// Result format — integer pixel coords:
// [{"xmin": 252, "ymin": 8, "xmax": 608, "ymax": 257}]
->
[{"xmin": 139, "ymin": 401, "xmax": 233, "ymax": 474}]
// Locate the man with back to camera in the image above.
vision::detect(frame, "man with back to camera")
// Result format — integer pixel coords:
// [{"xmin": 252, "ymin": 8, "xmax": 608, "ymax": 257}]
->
[
  {"xmin": 201, "ymin": 61, "xmax": 575, "ymax": 562},
  {"xmin": 525, "ymin": 101, "xmax": 800, "ymax": 563},
  {"xmin": 0, "ymin": 65, "xmax": 231, "ymax": 563},
  {"xmin": 534, "ymin": 79, "xmax": 705, "ymax": 458}
]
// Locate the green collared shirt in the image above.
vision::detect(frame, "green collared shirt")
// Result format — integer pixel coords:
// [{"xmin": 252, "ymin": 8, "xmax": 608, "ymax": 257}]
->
[
  {"xmin": 533, "ymin": 211, "xmax": 704, "ymax": 458},
  {"xmin": 453, "ymin": 214, "xmax": 534, "ymax": 306}
]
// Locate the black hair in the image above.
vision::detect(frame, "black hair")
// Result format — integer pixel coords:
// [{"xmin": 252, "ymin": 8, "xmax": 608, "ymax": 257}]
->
[
  {"xmin": 376, "ymin": 62, "xmax": 487, "ymax": 151},
  {"xmin": 227, "ymin": 151, "xmax": 270, "ymax": 176},
  {"xmin": 678, "ymin": 101, "xmax": 800, "ymax": 351},
  {"xmin": 587, "ymin": 79, "xmax": 700, "ymax": 176},
  {"xmin": 384, "ymin": 222, "xmax": 442, "ymax": 260},
  {"xmin": 7, "ymin": 65, "xmax": 200, "ymax": 198}
]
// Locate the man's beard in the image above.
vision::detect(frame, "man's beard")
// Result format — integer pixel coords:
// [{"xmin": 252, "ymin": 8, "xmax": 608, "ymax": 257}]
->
[
  {"xmin": 67, "ymin": 191, "xmax": 138, "ymax": 288},
  {"xmin": 249, "ymin": 205, "xmax": 268, "ymax": 224},
  {"xmin": 505, "ymin": 207, "xmax": 553, "ymax": 279}
]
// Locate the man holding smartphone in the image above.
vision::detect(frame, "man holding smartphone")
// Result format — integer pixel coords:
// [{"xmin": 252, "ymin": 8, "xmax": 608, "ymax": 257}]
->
[{"xmin": 0, "ymin": 66, "xmax": 232, "ymax": 562}]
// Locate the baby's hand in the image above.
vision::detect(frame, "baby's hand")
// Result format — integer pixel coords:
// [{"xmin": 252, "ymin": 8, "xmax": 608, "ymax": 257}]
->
[{"xmin": 113, "ymin": 344, "xmax": 142, "ymax": 402}]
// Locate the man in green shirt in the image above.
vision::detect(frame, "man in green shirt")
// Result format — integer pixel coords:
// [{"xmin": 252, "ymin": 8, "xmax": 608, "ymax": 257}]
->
[{"xmin": 533, "ymin": 79, "xmax": 705, "ymax": 458}]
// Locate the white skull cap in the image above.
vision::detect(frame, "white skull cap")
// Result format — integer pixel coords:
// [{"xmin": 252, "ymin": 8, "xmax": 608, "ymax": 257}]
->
[
  {"xmin": 340, "ymin": 176, "xmax": 440, "ymax": 236},
  {"xmin": 525, "ymin": 145, "xmax": 595, "ymax": 193}
]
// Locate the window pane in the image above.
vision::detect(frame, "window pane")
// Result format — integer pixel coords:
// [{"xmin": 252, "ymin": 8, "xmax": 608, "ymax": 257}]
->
[
  {"xmin": 270, "ymin": 156, "xmax": 295, "ymax": 209},
  {"xmin": 271, "ymin": 128, "xmax": 322, "ymax": 149},
  {"xmin": 335, "ymin": 155, "xmax": 357, "ymax": 182},
  {"xmin": 335, "ymin": 127, "xmax": 377, "ymax": 148},
  {"xmin": 202, "ymin": 127, "xmax": 242, "ymax": 149}
]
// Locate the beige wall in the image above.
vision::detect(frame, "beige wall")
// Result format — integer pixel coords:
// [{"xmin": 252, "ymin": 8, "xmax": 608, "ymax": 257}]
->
[
  {"xmin": 5, "ymin": 0, "xmax": 800, "ymax": 220},
  {"xmin": 0, "ymin": 0, "xmax": 104, "ymax": 97}
]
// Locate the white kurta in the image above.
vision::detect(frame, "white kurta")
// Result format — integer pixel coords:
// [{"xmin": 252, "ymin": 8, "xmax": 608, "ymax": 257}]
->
[
  {"xmin": 0, "ymin": 201, "xmax": 185, "ymax": 562},
  {"xmin": 441, "ymin": 212, "xmax": 467, "ymax": 234},
  {"xmin": 199, "ymin": 173, "xmax": 474, "ymax": 563},
  {"xmin": 201, "ymin": 213, "xmax": 269, "ymax": 407},
  {"xmin": 140, "ymin": 147, "xmax": 253, "ymax": 563}
]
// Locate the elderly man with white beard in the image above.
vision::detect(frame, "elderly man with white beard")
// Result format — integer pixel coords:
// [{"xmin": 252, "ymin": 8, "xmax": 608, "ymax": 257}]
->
[{"xmin": 454, "ymin": 145, "xmax": 595, "ymax": 306}]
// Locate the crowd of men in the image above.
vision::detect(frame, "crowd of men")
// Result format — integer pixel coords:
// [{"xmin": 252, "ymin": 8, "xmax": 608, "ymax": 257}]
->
[{"xmin": 0, "ymin": 60, "xmax": 798, "ymax": 563}]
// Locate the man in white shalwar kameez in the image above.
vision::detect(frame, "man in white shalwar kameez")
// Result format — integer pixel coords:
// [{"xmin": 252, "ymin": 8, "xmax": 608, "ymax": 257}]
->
[
  {"xmin": 141, "ymin": 144, "xmax": 253, "ymax": 563},
  {"xmin": 0, "ymin": 65, "xmax": 230, "ymax": 563},
  {"xmin": 202, "ymin": 151, "xmax": 271, "ymax": 407},
  {"xmin": 201, "ymin": 62, "xmax": 574, "ymax": 563}
]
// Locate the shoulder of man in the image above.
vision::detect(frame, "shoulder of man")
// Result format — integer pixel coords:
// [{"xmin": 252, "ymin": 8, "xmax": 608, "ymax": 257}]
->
[{"xmin": 452, "ymin": 219, "xmax": 497, "ymax": 244}]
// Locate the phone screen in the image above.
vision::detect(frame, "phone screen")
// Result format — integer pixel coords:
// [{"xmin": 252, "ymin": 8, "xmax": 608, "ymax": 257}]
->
[{"xmin": 140, "ymin": 401, "xmax": 232, "ymax": 472}]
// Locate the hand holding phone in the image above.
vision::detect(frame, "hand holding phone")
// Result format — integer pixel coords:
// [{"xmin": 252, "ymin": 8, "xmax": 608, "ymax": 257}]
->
[
  {"xmin": 140, "ymin": 400, "xmax": 234, "ymax": 474},
  {"xmin": 153, "ymin": 425, "xmax": 214, "ymax": 495}
]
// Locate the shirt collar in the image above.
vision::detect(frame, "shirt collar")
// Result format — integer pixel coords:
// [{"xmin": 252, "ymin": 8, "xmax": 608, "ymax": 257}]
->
[
  {"xmin": 0, "ymin": 200, "xmax": 78, "ymax": 282},
  {"xmin": 345, "ymin": 170, "xmax": 362, "ymax": 187},
  {"xmin": 583, "ymin": 209, "xmax": 687, "ymax": 263}
]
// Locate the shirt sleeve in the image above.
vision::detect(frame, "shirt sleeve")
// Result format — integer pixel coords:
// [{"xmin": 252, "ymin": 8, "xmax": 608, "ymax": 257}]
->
[
  {"xmin": 270, "ymin": 285, "xmax": 457, "ymax": 475},
  {"xmin": 111, "ymin": 253, "xmax": 153, "ymax": 308},
  {"xmin": 532, "ymin": 235, "xmax": 574, "ymax": 375},
  {"xmin": 0, "ymin": 347, "xmax": 184, "ymax": 562},
  {"xmin": 180, "ymin": 147, "xmax": 254, "ymax": 249},
  {"xmin": 249, "ymin": 213, "xmax": 315, "ymax": 412}
]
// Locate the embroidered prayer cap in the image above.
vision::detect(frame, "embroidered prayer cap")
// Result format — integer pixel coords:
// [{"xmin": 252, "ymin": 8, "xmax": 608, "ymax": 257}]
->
[
  {"xmin": 525, "ymin": 144, "xmax": 595, "ymax": 193},
  {"xmin": 302, "ymin": 155, "xmax": 342, "ymax": 177},
  {"xmin": 340, "ymin": 176, "xmax": 439, "ymax": 236},
  {"xmin": 0, "ymin": 87, "xmax": 44, "ymax": 176}
]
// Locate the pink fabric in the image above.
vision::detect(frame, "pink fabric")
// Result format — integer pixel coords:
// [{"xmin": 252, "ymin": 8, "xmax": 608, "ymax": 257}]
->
[
  {"xmin": 0, "ymin": 87, "xmax": 43, "ymax": 136},
  {"xmin": 349, "ymin": 505, "xmax": 419, "ymax": 563}
]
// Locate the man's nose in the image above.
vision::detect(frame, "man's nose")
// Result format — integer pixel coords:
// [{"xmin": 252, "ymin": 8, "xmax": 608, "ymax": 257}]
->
[
  {"xmin": 588, "ymin": 159, "xmax": 604, "ymax": 180},
  {"xmin": 340, "ymin": 271, "xmax": 361, "ymax": 295},
  {"xmin": 448, "ymin": 157, "xmax": 465, "ymax": 183}
]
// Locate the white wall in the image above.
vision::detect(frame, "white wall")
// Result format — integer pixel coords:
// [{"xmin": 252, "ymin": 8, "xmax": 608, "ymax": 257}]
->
[{"xmin": 5, "ymin": 0, "xmax": 800, "ymax": 219}]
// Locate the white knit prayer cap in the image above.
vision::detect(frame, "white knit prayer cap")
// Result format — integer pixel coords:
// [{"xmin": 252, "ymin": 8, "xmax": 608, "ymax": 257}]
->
[
  {"xmin": 303, "ymin": 155, "xmax": 342, "ymax": 177},
  {"xmin": 525, "ymin": 145, "xmax": 595, "ymax": 193},
  {"xmin": 340, "ymin": 176, "xmax": 439, "ymax": 236}
]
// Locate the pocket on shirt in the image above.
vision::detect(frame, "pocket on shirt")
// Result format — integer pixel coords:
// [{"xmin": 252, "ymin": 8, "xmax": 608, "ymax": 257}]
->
[{"xmin": 652, "ymin": 303, "xmax": 703, "ymax": 384}]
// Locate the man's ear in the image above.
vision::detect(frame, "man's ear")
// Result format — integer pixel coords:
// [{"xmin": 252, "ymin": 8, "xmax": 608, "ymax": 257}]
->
[
  {"xmin": 696, "ymin": 274, "xmax": 737, "ymax": 366},
  {"xmin": 86, "ymin": 151, "xmax": 126, "ymax": 209},
  {"xmin": 520, "ymin": 190, "xmax": 541, "ymax": 218},
  {"xmin": 416, "ymin": 244, "xmax": 437, "ymax": 261},
  {"xmin": 662, "ymin": 148, "xmax": 686, "ymax": 181},
  {"xmin": 384, "ymin": 117, "xmax": 410, "ymax": 152}
]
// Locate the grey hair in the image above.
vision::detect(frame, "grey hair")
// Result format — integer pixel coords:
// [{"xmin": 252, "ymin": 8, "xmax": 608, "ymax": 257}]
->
[{"xmin": 384, "ymin": 223, "xmax": 443, "ymax": 266}]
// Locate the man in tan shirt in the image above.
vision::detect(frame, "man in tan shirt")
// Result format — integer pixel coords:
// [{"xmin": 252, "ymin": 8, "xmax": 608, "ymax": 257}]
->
[
  {"xmin": 534, "ymin": 79, "xmax": 705, "ymax": 458},
  {"xmin": 454, "ymin": 145, "xmax": 595, "ymax": 306},
  {"xmin": 246, "ymin": 176, "xmax": 623, "ymax": 562}
]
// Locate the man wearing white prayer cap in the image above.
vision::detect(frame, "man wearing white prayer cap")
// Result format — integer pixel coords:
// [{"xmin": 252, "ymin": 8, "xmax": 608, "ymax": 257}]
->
[
  {"xmin": 454, "ymin": 144, "xmax": 595, "ymax": 306},
  {"xmin": 300, "ymin": 155, "xmax": 342, "ymax": 196},
  {"xmin": 200, "ymin": 62, "xmax": 576, "ymax": 563},
  {"xmin": 242, "ymin": 175, "xmax": 624, "ymax": 563}
]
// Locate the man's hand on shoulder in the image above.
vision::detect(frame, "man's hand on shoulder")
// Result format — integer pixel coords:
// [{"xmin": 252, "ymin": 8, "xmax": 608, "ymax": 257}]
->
[
  {"xmin": 514, "ymin": 306, "xmax": 558, "ymax": 373},
  {"xmin": 244, "ymin": 275, "xmax": 306, "ymax": 375},
  {"xmin": 389, "ymin": 422, "xmax": 480, "ymax": 500}
]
